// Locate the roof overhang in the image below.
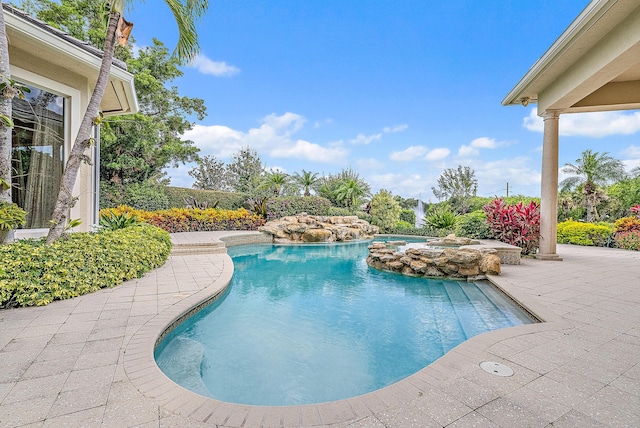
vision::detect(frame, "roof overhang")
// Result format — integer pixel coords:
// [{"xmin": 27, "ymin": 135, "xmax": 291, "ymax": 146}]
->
[
  {"xmin": 4, "ymin": 5, "xmax": 139, "ymax": 117},
  {"xmin": 503, "ymin": 0, "xmax": 640, "ymax": 115}
]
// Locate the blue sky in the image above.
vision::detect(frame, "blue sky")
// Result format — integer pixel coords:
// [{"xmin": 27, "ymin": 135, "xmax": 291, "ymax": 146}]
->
[{"xmin": 125, "ymin": 0, "xmax": 640, "ymax": 201}]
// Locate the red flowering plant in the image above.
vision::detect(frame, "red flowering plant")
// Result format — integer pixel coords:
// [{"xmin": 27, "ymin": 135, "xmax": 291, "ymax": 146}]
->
[
  {"xmin": 483, "ymin": 198, "xmax": 541, "ymax": 255},
  {"xmin": 631, "ymin": 204, "xmax": 640, "ymax": 218}
]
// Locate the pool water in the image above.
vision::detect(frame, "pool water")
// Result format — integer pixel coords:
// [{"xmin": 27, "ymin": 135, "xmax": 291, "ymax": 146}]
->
[{"xmin": 155, "ymin": 242, "xmax": 534, "ymax": 406}]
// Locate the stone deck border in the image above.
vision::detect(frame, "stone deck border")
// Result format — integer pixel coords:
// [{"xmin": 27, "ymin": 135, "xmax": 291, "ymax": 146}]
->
[{"xmin": 1, "ymin": 231, "xmax": 639, "ymax": 427}]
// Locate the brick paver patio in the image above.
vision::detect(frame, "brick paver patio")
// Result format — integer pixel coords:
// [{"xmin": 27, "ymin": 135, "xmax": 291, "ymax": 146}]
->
[{"xmin": 0, "ymin": 232, "xmax": 638, "ymax": 427}]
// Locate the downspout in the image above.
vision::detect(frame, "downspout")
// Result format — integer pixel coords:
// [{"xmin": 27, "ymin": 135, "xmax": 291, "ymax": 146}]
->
[{"xmin": 93, "ymin": 124, "xmax": 100, "ymax": 228}]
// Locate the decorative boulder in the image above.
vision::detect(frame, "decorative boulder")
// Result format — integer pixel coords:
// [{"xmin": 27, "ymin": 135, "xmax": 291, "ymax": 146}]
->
[{"xmin": 366, "ymin": 242, "xmax": 501, "ymax": 279}]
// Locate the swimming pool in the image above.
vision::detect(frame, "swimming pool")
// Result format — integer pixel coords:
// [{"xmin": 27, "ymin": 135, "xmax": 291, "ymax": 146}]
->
[{"xmin": 155, "ymin": 241, "xmax": 534, "ymax": 406}]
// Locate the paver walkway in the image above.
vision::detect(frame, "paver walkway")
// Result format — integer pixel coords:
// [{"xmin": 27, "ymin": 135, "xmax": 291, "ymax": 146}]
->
[{"xmin": 0, "ymin": 232, "xmax": 639, "ymax": 427}]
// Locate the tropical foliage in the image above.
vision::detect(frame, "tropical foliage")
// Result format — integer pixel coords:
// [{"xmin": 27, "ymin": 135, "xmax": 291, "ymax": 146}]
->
[
  {"xmin": 483, "ymin": 199, "xmax": 540, "ymax": 255},
  {"xmin": 560, "ymin": 150, "xmax": 627, "ymax": 222},
  {"xmin": 424, "ymin": 204, "xmax": 457, "ymax": 229},
  {"xmin": 0, "ymin": 224, "xmax": 171, "ymax": 308},
  {"xmin": 100, "ymin": 206, "xmax": 264, "ymax": 233}
]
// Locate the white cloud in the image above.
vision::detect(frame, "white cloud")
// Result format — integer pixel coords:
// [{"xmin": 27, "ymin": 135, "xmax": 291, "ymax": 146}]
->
[
  {"xmin": 190, "ymin": 53, "xmax": 240, "ymax": 77},
  {"xmin": 623, "ymin": 144, "xmax": 640, "ymax": 158},
  {"xmin": 470, "ymin": 137, "xmax": 498, "ymax": 149},
  {"xmin": 270, "ymin": 140, "xmax": 348, "ymax": 163},
  {"xmin": 183, "ymin": 124, "xmax": 244, "ymax": 158},
  {"xmin": 425, "ymin": 148, "xmax": 450, "ymax": 161},
  {"xmin": 469, "ymin": 156, "xmax": 542, "ymax": 197},
  {"xmin": 183, "ymin": 112, "xmax": 346, "ymax": 164},
  {"xmin": 524, "ymin": 109, "xmax": 640, "ymax": 137},
  {"xmin": 349, "ymin": 132, "xmax": 382, "ymax": 145},
  {"xmin": 349, "ymin": 124, "xmax": 408, "ymax": 145},
  {"xmin": 390, "ymin": 146, "xmax": 428, "ymax": 162},
  {"xmin": 369, "ymin": 173, "xmax": 428, "ymax": 197},
  {"xmin": 383, "ymin": 124, "xmax": 409, "ymax": 133},
  {"xmin": 457, "ymin": 145, "xmax": 479, "ymax": 158},
  {"xmin": 356, "ymin": 158, "xmax": 386, "ymax": 170}
]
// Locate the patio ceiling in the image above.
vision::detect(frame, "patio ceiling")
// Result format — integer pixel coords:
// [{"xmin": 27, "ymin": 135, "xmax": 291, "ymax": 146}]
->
[{"xmin": 503, "ymin": 0, "xmax": 640, "ymax": 114}]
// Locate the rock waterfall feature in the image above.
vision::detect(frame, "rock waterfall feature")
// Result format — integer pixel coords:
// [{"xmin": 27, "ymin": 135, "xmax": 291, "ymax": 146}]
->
[{"xmin": 259, "ymin": 214, "xmax": 379, "ymax": 243}]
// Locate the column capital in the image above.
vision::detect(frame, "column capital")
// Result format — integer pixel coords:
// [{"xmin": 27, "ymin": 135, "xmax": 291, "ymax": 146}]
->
[{"xmin": 542, "ymin": 109, "xmax": 562, "ymax": 120}]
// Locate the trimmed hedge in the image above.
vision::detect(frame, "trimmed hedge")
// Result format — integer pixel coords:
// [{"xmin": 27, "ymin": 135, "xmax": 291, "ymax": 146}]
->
[
  {"xmin": 163, "ymin": 187, "xmax": 248, "ymax": 210},
  {"xmin": 101, "ymin": 206, "xmax": 264, "ymax": 233},
  {"xmin": 100, "ymin": 181, "xmax": 169, "ymax": 211},
  {"xmin": 556, "ymin": 220, "xmax": 614, "ymax": 247},
  {"xmin": 0, "ymin": 224, "xmax": 171, "ymax": 308},
  {"xmin": 266, "ymin": 196, "xmax": 333, "ymax": 220}
]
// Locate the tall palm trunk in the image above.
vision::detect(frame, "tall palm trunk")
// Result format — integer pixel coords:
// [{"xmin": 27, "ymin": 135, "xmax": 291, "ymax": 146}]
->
[
  {"xmin": 0, "ymin": 2, "xmax": 15, "ymax": 243},
  {"xmin": 584, "ymin": 180, "xmax": 596, "ymax": 222},
  {"xmin": 46, "ymin": 10, "xmax": 121, "ymax": 243},
  {"xmin": 0, "ymin": 2, "xmax": 12, "ymax": 205}
]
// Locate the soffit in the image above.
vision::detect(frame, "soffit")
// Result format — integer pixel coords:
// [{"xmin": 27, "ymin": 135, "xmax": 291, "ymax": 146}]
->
[{"xmin": 3, "ymin": 4, "xmax": 138, "ymax": 116}]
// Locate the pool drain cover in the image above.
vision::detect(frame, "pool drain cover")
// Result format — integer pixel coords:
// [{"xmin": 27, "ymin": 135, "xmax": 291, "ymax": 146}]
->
[{"xmin": 480, "ymin": 361, "xmax": 514, "ymax": 377}]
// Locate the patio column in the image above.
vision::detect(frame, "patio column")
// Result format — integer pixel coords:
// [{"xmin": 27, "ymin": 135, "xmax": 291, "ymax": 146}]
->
[{"xmin": 538, "ymin": 110, "xmax": 563, "ymax": 261}]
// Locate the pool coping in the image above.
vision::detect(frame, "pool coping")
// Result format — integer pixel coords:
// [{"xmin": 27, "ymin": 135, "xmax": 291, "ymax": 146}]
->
[{"xmin": 123, "ymin": 232, "xmax": 573, "ymax": 426}]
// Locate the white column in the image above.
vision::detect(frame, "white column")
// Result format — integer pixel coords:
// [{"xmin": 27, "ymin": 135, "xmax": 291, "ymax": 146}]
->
[{"xmin": 538, "ymin": 110, "xmax": 563, "ymax": 261}]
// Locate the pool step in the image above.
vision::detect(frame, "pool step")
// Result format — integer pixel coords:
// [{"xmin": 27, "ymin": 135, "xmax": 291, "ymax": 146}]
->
[{"xmin": 171, "ymin": 242, "xmax": 226, "ymax": 255}]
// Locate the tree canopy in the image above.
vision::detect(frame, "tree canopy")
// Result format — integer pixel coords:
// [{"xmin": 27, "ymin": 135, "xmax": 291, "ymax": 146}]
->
[{"xmin": 431, "ymin": 165, "xmax": 477, "ymax": 213}]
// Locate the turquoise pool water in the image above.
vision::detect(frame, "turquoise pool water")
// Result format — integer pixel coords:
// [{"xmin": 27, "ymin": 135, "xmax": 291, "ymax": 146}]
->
[{"xmin": 155, "ymin": 242, "xmax": 534, "ymax": 406}]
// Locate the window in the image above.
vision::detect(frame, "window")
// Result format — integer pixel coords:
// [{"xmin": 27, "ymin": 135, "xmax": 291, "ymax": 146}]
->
[{"xmin": 11, "ymin": 84, "xmax": 65, "ymax": 229}]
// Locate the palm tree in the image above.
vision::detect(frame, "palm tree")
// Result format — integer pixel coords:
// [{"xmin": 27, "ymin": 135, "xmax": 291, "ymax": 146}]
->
[
  {"xmin": 293, "ymin": 169, "xmax": 318, "ymax": 196},
  {"xmin": 260, "ymin": 171, "xmax": 289, "ymax": 197},
  {"xmin": 632, "ymin": 165, "xmax": 640, "ymax": 177},
  {"xmin": 45, "ymin": 0, "xmax": 208, "ymax": 243},
  {"xmin": 335, "ymin": 178, "xmax": 368, "ymax": 209},
  {"xmin": 560, "ymin": 149, "xmax": 627, "ymax": 222}
]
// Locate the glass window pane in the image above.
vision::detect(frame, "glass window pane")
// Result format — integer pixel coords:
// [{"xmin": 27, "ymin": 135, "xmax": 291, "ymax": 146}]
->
[{"xmin": 11, "ymin": 84, "xmax": 65, "ymax": 229}]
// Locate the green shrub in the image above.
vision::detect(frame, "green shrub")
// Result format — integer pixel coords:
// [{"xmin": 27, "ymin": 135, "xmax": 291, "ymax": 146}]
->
[
  {"xmin": 99, "ymin": 212, "xmax": 139, "ymax": 231},
  {"xmin": 0, "ymin": 202, "xmax": 27, "ymax": 231},
  {"xmin": 266, "ymin": 196, "xmax": 333, "ymax": 220},
  {"xmin": 370, "ymin": 190, "xmax": 402, "ymax": 233},
  {"xmin": 455, "ymin": 210, "xmax": 492, "ymax": 239},
  {"xmin": 424, "ymin": 205, "xmax": 457, "ymax": 229},
  {"xmin": 396, "ymin": 220, "xmax": 412, "ymax": 229},
  {"xmin": 556, "ymin": 220, "xmax": 614, "ymax": 247},
  {"xmin": 0, "ymin": 224, "xmax": 171, "ymax": 308},
  {"xmin": 163, "ymin": 186, "xmax": 247, "ymax": 210},
  {"xmin": 399, "ymin": 209, "xmax": 416, "ymax": 226}
]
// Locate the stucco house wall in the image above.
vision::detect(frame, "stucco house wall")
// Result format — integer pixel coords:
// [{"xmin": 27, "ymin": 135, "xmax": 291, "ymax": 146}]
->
[{"xmin": 3, "ymin": 4, "xmax": 138, "ymax": 237}]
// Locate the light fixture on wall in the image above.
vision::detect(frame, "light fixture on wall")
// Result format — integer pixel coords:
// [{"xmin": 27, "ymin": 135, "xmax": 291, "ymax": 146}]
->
[{"xmin": 521, "ymin": 97, "xmax": 530, "ymax": 107}]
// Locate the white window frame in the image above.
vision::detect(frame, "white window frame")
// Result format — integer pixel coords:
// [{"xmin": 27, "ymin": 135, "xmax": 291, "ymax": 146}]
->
[{"xmin": 11, "ymin": 66, "xmax": 81, "ymax": 237}]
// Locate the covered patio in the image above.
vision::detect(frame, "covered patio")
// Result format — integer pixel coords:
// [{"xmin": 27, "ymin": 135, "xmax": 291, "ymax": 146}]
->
[{"xmin": 503, "ymin": 0, "xmax": 640, "ymax": 260}]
